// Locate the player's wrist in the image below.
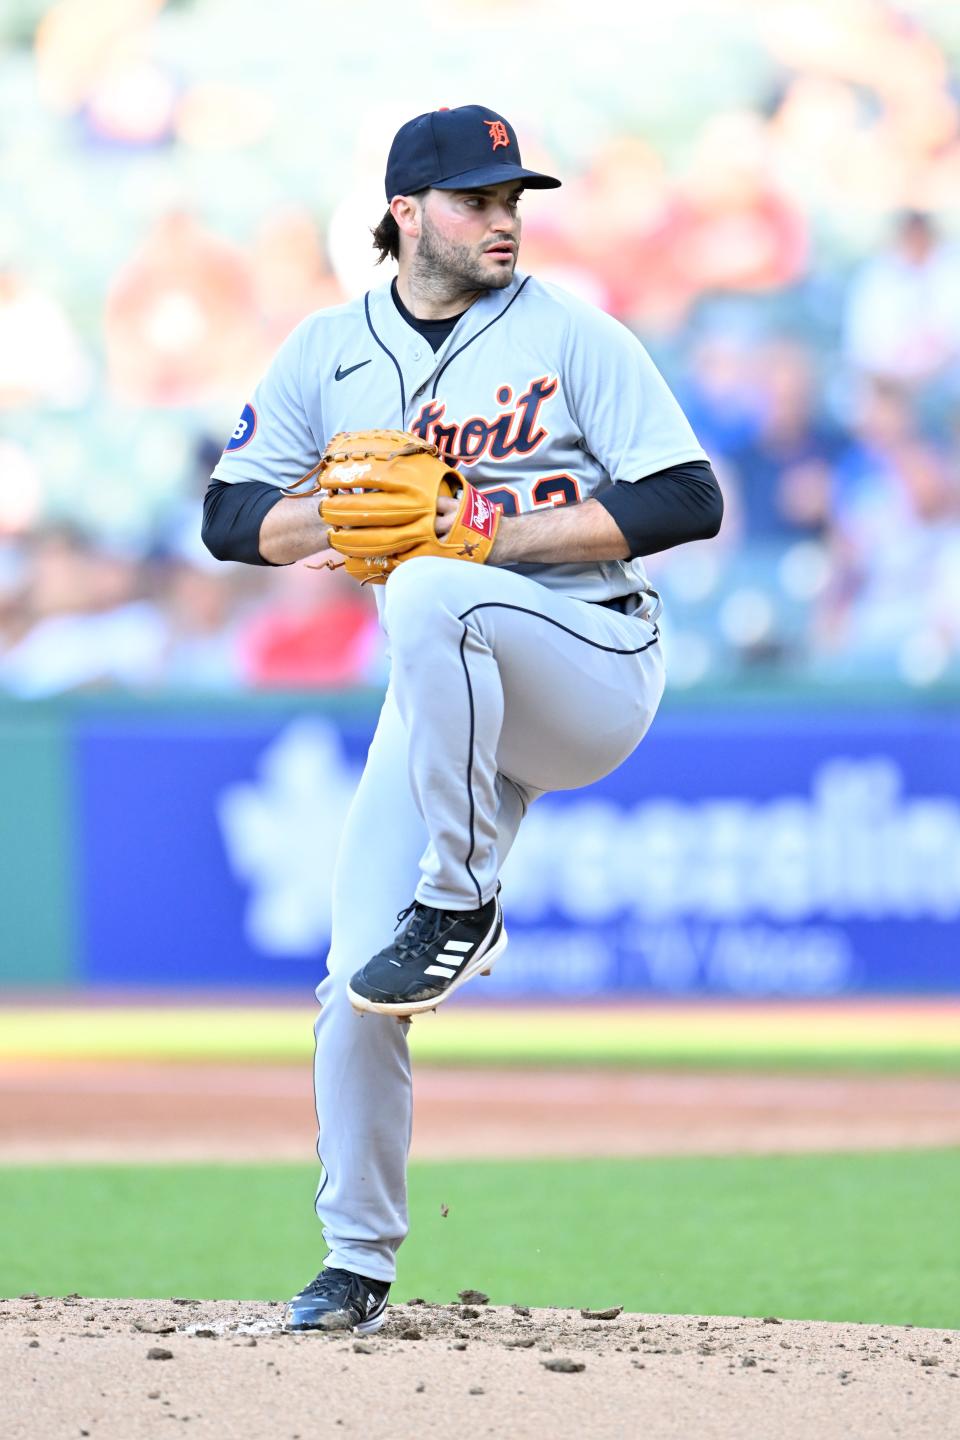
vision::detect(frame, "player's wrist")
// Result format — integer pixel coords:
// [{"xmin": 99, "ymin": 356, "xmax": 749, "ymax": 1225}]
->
[
  {"xmin": 488, "ymin": 514, "xmax": 517, "ymax": 565},
  {"xmin": 257, "ymin": 495, "xmax": 332, "ymax": 564}
]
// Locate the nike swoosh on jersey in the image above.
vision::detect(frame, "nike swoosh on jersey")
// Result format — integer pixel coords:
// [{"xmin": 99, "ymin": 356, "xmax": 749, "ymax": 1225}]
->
[{"xmin": 334, "ymin": 360, "xmax": 372, "ymax": 381}]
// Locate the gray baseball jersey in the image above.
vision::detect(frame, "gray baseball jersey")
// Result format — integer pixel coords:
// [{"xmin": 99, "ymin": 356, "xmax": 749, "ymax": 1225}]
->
[
  {"xmin": 214, "ymin": 271, "xmax": 700, "ymax": 1288},
  {"xmin": 213, "ymin": 271, "xmax": 707, "ymax": 600}
]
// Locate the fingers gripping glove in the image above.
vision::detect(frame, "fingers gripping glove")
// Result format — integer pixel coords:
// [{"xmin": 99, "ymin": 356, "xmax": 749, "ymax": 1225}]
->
[{"xmin": 294, "ymin": 430, "xmax": 500, "ymax": 585}]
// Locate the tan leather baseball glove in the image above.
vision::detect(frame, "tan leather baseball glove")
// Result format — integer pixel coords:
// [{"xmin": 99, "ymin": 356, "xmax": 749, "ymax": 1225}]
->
[{"xmin": 294, "ymin": 429, "xmax": 500, "ymax": 585}]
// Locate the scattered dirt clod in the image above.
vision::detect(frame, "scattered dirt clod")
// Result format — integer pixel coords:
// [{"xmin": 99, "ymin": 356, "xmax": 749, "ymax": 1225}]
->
[
  {"xmin": 580, "ymin": 1307, "xmax": 622, "ymax": 1321},
  {"xmin": 542, "ymin": 1358, "xmax": 586, "ymax": 1374},
  {"xmin": 147, "ymin": 1348, "xmax": 174, "ymax": 1361},
  {"xmin": 457, "ymin": 1290, "xmax": 490, "ymax": 1305}
]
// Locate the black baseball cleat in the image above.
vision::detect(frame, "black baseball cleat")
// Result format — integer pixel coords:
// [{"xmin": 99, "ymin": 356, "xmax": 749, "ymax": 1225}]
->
[
  {"xmin": 283, "ymin": 1266, "xmax": 390, "ymax": 1333},
  {"xmin": 347, "ymin": 890, "xmax": 508, "ymax": 1017}
]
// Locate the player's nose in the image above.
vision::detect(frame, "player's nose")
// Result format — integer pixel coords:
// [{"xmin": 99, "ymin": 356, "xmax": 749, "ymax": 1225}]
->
[{"xmin": 488, "ymin": 203, "xmax": 519, "ymax": 233}]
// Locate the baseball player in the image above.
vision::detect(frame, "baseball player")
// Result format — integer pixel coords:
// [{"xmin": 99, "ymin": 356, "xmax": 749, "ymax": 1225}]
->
[{"xmin": 203, "ymin": 104, "xmax": 722, "ymax": 1333}]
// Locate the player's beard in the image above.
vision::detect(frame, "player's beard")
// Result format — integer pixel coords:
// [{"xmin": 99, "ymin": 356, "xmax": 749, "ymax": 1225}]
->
[{"xmin": 413, "ymin": 209, "xmax": 517, "ymax": 302}]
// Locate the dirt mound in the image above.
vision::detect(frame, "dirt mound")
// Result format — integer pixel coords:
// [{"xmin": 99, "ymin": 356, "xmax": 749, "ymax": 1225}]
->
[{"xmin": 1, "ymin": 1295, "xmax": 956, "ymax": 1438}]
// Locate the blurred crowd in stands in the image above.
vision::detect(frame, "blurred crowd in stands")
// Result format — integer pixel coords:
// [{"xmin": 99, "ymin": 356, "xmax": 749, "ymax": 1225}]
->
[{"xmin": 2, "ymin": 0, "xmax": 960, "ymax": 693}]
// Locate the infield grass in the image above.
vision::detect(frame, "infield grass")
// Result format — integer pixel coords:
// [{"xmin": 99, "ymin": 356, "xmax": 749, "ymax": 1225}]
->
[
  {"xmin": 1, "ymin": 1149, "xmax": 957, "ymax": 1330},
  {"xmin": 1, "ymin": 1002, "xmax": 958, "ymax": 1072}
]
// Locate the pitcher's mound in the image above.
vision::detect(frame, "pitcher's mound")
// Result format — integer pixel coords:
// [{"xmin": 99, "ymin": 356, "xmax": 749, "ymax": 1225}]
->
[{"xmin": 1, "ymin": 1295, "xmax": 956, "ymax": 1439}]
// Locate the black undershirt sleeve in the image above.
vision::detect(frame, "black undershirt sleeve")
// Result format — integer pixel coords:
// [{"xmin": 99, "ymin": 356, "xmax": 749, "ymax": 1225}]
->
[
  {"xmin": 201, "ymin": 460, "xmax": 723, "ymax": 568},
  {"xmin": 201, "ymin": 478, "xmax": 287, "ymax": 566},
  {"xmin": 594, "ymin": 460, "xmax": 723, "ymax": 559}
]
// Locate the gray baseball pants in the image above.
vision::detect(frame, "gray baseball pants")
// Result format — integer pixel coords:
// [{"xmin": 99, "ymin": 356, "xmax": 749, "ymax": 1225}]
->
[{"xmin": 312, "ymin": 557, "xmax": 665, "ymax": 1281}]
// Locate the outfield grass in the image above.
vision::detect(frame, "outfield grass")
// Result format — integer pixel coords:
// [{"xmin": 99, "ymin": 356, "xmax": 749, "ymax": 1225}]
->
[
  {"xmin": 1, "ymin": 1150, "xmax": 957, "ymax": 1329},
  {"xmin": 1, "ymin": 1004, "xmax": 958, "ymax": 1071}
]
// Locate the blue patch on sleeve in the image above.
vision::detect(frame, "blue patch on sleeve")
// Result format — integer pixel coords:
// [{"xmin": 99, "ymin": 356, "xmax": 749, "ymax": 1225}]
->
[{"xmin": 225, "ymin": 403, "xmax": 257, "ymax": 452}]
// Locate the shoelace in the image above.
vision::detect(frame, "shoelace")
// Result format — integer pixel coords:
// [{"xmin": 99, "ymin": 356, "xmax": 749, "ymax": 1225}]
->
[
  {"xmin": 301, "ymin": 1266, "xmax": 354, "ymax": 1297},
  {"xmin": 393, "ymin": 902, "xmax": 451, "ymax": 959},
  {"xmin": 302, "ymin": 1267, "xmax": 384, "ymax": 1303},
  {"xmin": 392, "ymin": 892, "xmax": 496, "ymax": 959}
]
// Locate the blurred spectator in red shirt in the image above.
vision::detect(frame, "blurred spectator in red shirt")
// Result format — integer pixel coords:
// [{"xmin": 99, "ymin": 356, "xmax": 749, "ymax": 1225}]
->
[
  {"xmin": 250, "ymin": 207, "xmax": 346, "ymax": 351},
  {"xmin": 238, "ymin": 562, "xmax": 382, "ymax": 690},
  {"xmin": 623, "ymin": 113, "xmax": 808, "ymax": 333},
  {"xmin": 104, "ymin": 210, "xmax": 260, "ymax": 405}
]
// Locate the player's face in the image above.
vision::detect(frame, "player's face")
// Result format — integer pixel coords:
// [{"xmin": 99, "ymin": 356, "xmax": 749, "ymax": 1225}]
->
[{"xmin": 417, "ymin": 183, "xmax": 522, "ymax": 291}]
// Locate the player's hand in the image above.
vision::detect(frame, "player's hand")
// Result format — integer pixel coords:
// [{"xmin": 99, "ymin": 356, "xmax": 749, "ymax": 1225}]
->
[{"xmin": 435, "ymin": 493, "xmax": 458, "ymax": 540}]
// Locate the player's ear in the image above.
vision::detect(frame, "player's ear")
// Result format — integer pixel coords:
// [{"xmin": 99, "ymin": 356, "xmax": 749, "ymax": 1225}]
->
[{"xmin": 390, "ymin": 193, "xmax": 422, "ymax": 242}]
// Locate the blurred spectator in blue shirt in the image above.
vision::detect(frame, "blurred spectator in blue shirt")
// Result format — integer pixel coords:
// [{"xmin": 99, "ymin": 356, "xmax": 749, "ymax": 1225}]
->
[
  {"xmin": 673, "ymin": 331, "xmax": 762, "ymax": 458},
  {"xmin": 817, "ymin": 379, "xmax": 959, "ymax": 670},
  {"xmin": 724, "ymin": 340, "xmax": 845, "ymax": 542},
  {"xmin": 0, "ymin": 528, "xmax": 166, "ymax": 697}
]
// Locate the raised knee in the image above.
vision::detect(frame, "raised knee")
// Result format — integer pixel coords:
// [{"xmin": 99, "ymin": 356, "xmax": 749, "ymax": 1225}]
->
[
  {"xmin": 383, "ymin": 557, "xmax": 474, "ymax": 637},
  {"xmin": 384, "ymin": 556, "xmax": 443, "ymax": 607}
]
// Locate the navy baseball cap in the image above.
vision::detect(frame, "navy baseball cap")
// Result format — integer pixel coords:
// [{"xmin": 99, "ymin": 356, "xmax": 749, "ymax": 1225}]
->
[{"xmin": 385, "ymin": 105, "xmax": 560, "ymax": 199}]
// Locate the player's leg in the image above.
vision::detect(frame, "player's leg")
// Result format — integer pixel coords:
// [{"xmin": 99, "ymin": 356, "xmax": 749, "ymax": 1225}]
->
[
  {"xmin": 308, "ymin": 688, "xmax": 419, "ymax": 1290},
  {"xmin": 287, "ymin": 684, "xmax": 526, "ymax": 1329},
  {"xmin": 347, "ymin": 557, "xmax": 663, "ymax": 1015},
  {"xmin": 388, "ymin": 556, "xmax": 664, "ymax": 903}
]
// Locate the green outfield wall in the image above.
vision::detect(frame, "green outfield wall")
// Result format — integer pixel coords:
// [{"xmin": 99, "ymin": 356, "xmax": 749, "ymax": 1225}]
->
[{"xmin": 0, "ymin": 713, "xmax": 74, "ymax": 984}]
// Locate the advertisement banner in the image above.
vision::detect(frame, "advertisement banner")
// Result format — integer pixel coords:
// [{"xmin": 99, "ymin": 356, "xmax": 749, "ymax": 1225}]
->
[{"xmin": 74, "ymin": 707, "xmax": 960, "ymax": 995}]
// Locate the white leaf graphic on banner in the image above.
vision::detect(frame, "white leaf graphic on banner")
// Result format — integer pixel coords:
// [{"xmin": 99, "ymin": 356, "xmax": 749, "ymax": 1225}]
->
[{"xmin": 217, "ymin": 720, "xmax": 361, "ymax": 955}]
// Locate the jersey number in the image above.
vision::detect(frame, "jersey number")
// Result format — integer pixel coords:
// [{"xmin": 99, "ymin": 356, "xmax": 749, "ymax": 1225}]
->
[{"xmin": 482, "ymin": 473, "xmax": 581, "ymax": 517}]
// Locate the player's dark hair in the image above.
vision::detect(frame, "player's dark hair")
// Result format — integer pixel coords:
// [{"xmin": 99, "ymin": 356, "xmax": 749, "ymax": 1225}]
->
[
  {"xmin": 372, "ymin": 210, "xmax": 400, "ymax": 264},
  {"xmin": 371, "ymin": 191, "xmax": 427, "ymax": 264}
]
